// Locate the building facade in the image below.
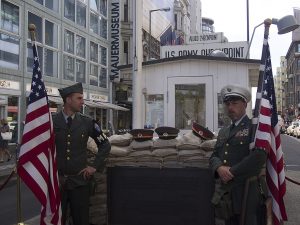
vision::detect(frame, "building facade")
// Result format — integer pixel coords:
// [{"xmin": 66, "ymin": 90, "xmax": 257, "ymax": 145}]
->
[
  {"xmin": 0, "ymin": 0, "xmax": 130, "ymax": 137},
  {"xmin": 274, "ymin": 56, "xmax": 287, "ymax": 116},
  {"xmin": 285, "ymin": 8, "xmax": 300, "ymax": 119}
]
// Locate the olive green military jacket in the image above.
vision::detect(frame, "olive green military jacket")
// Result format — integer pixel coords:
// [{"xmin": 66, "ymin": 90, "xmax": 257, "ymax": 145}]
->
[
  {"xmin": 209, "ymin": 116, "xmax": 267, "ymax": 217},
  {"xmin": 53, "ymin": 111, "xmax": 111, "ymax": 189}
]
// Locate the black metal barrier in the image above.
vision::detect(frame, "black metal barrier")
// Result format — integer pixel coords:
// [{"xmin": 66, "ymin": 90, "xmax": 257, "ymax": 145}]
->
[{"xmin": 107, "ymin": 167, "xmax": 215, "ymax": 225}]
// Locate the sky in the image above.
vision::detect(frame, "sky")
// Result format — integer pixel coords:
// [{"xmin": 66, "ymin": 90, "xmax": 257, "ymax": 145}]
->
[{"xmin": 201, "ymin": 0, "xmax": 300, "ymax": 71}]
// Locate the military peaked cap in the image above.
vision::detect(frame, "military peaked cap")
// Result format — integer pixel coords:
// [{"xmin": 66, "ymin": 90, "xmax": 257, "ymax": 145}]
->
[
  {"xmin": 155, "ymin": 126, "xmax": 180, "ymax": 140},
  {"xmin": 192, "ymin": 122, "xmax": 214, "ymax": 140},
  {"xmin": 221, "ymin": 84, "xmax": 251, "ymax": 103},
  {"xmin": 130, "ymin": 129, "xmax": 154, "ymax": 142},
  {"xmin": 58, "ymin": 82, "xmax": 83, "ymax": 99}
]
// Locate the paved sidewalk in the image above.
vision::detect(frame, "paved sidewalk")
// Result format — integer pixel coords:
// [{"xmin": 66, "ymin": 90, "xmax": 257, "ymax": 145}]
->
[{"xmin": 2, "ymin": 146, "xmax": 300, "ymax": 225}]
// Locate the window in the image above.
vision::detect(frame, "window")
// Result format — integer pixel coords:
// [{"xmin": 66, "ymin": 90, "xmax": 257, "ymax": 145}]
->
[
  {"xmin": 76, "ymin": 35, "xmax": 85, "ymax": 58},
  {"xmin": 45, "ymin": 20, "xmax": 58, "ymax": 48},
  {"xmin": 100, "ymin": 16, "xmax": 107, "ymax": 39},
  {"xmin": 1, "ymin": 0, "xmax": 19, "ymax": 34},
  {"xmin": 27, "ymin": 42, "xmax": 43, "ymax": 72},
  {"xmin": 64, "ymin": 30, "xmax": 74, "ymax": 54},
  {"xmin": 100, "ymin": 0, "xmax": 107, "ymax": 16},
  {"xmin": 63, "ymin": 55, "xmax": 75, "ymax": 81},
  {"xmin": 34, "ymin": 0, "xmax": 59, "ymax": 12},
  {"xmin": 99, "ymin": 67, "xmax": 107, "ymax": 88},
  {"xmin": 100, "ymin": 45, "xmax": 107, "ymax": 65},
  {"xmin": 297, "ymin": 43, "xmax": 300, "ymax": 53},
  {"xmin": 175, "ymin": 84, "xmax": 206, "ymax": 129},
  {"xmin": 64, "ymin": 0, "xmax": 75, "ymax": 22},
  {"xmin": 124, "ymin": 0, "xmax": 128, "ymax": 22},
  {"xmin": 124, "ymin": 41, "xmax": 128, "ymax": 64},
  {"xmin": 0, "ymin": 33, "xmax": 19, "ymax": 70},
  {"xmin": 90, "ymin": 41, "xmax": 98, "ymax": 62},
  {"xmin": 297, "ymin": 59, "xmax": 300, "ymax": 69},
  {"xmin": 28, "ymin": 12, "xmax": 43, "ymax": 43},
  {"xmin": 63, "ymin": 29, "xmax": 87, "ymax": 83},
  {"xmin": 64, "ymin": 0, "xmax": 87, "ymax": 27},
  {"xmin": 90, "ymin": 12, "xmax": 99, "ymax": 34},
  {"xmin": 27, "ymin": 12, "xmax": 59, "ymax": 77},
  {"xmin": 89, "ymin": 0, "xmax": 107, "ymax": 39},
  {"xmin": 89, "ymin": 42, "xmax": 107, "ymax": 87},
  {"xmin": 76, "ymin": 0, "xmax": 86, "ymax": 27}
]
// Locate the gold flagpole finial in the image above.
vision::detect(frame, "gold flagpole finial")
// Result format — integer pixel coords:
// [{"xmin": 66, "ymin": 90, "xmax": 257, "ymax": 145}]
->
[{"xmin": 28, "ymin": 24, "xmax": 36, "ymax": 41}]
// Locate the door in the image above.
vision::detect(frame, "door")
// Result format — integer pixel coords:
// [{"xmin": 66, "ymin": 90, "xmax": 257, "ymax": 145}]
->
[{"xmin": 167, "ymin": 76, "xmax": 213, "ymax": 131}]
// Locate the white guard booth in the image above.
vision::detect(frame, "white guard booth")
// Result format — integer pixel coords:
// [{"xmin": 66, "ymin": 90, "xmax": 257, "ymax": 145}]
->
[{"xmin": 120, "ymin": 55, "xmax": 260, "ymax": 133}]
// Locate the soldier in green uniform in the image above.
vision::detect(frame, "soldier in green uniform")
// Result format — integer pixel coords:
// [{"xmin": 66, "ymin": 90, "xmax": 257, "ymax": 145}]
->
[
  {"xmin": 210, "ymin": 85, "xmax": 267, "ymax": 225},
  {"xmin": 53, "ymin": 82, "xmax": 111, "ymax": 225}
]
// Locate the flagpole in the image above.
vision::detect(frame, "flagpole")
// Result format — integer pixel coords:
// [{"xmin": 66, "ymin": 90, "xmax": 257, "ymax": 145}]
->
[
  {"xmin": 251, "ymin": 18, "xmax": 271, "ymax": 145},
  {"xmin": 16, "ymin": 24, "xmax": 37, "ymax": 225}
]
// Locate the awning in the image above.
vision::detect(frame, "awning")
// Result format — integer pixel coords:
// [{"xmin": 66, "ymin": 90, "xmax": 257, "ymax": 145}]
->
[
  {"xmin": 86, "ymin": 100, "xmax": 129, "ymax": 111},
  {"xmin": 48, "ymin": 96, "xmax": 63, "ymax": 105},
  {"xmin": 47, "ymin": 96, "xmax": 129, "ymax": 111}
]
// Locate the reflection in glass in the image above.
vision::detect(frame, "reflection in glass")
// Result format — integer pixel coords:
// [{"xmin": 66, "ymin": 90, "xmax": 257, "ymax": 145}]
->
[
  {"xmin": 64, "ymin": 0, "xmax": 75, "ymax": 22},
  {"xmin": 64, "ymin": 30, "xmax": 74, "ymax": 54},
  {"xmin": 27, "ymin": 42, "xmax": 43, "ymax": 73},
  {"xmin": 90, "ymin": 0, "xmax": 99, "ymax": 12},
  {"xmin": 76, "ymin": 35, "xmax": 86, "ymax": 58},
  {"xmin": 0, "ymin": 33, "xmax": 19, "ymax": 70},
  {"xmin": 44, "ymin": 48, "xmax": 58, "ymax": 77},
  {"xmin": 76, "ymin": 0, "xmax": 86, "ymax": 27},
  {"xmin": 1, "ymin": 0, "xmax": 19, "ymax": 34},
  {"xmin": 175, "ymin": 84, "xmax": 206, "ymax": 129},
  {"xmin": 90, "ymin": 64, "xmax": 98, "ymax": 86},
  {"xmin": 63, "ymin": 55, "xmax": 75, "ymax": 81},
  {"xmin": 100, "ymin": 16, "xmax": 107, "ymax": 39},
  {"xmin": 90, "ymin": 41, "xmax": 98, "ymax": 63},
  {"xmin": 145, "ymin": 95, "xmax": 164, "ymax": 129},
  {"xmin": 100, "ymin": 46, "xmax": 107, "ymax": 65},
  {"xmin": 90, "ymin": 12, "xmax": 99, "ymax": 34},
  {"xmin": 45, "ymin": 20, "xmax": 58, "ymax": 48},
  {"xmin": 100, "ymin": 0, "xmax": 107, "ymax": 16},
  {"xmin": 76, "ymin": 59, "xmax": 86, "ymax": 83},
  {"xmin": 99, "ymin": 67, "xmax": 107, "ymax": 88},
  {"xmin": 46, "ymin": 0, "xmax": 59, "ymax": 12},
  {"xmin": 28, "ymin": 12, "xmax": 43, "ymax": 42},
  {"xmin": 217, "ymin": 93, "xmax": 231, "ymax": 128}
]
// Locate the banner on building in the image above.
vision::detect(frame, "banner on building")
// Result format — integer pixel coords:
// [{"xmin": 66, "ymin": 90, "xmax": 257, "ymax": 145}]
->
[
  {"xmin": 185, "ymin": 32, "xmax": 224, "ymax": 45},
  {"xmin": 161, "ymin": 41, "xmax": 249, "ymax": 59},
  {"xmin": 110, "ymin": 0, "xmax": 120, "ymax": 82}
]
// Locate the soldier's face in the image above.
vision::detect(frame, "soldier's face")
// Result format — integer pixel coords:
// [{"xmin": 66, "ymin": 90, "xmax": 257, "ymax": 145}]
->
[
  {"xmin": 66, "ymin": 93, "xmax": 84, "ymax": 113},
  {"xmin": 224, "ymin": 99, "xmax": 247, "ymax": 122}
]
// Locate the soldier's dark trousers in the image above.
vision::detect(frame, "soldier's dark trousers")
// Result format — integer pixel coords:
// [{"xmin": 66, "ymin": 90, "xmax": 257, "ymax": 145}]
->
[
  {"xmin": 61, "ymin": 185, "xmax": 90, "ymax": 225},
  {"xmin": 225, "ymin": 214, "xmax": 240, "ymax": 225}
]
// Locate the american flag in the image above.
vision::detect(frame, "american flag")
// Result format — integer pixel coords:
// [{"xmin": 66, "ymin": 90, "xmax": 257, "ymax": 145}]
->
[
  {"xmin": 17, "ymin": 40, "xmax": 61, "ymax": 225},
  {"xmin": 252, "ymin": 42, "xmax": 287, "ymax": 224}
]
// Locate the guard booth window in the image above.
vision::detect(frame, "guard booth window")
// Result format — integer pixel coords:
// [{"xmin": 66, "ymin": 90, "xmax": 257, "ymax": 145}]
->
[{"xmin": 175, "ymin": 84, "xmax": 205, "ymax": 129}]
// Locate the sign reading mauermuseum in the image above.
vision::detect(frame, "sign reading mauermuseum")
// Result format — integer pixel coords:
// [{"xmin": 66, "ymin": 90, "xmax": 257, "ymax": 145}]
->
[
  {"xmin": 186, "ymin": 32, "xmax": 224, "ymax": 44},
  {"xmin": 161, "ymin": 41, "xmax": 249, "ymax": 59},
  {"xmin": 110, "ymin": 0, "xmax": 120, "ymax": 82}
]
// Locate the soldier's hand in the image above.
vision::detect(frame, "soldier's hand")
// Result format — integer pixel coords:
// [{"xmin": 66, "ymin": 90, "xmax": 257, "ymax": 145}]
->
[
  {"xmin": 217, "ymin": 166, "xmax": 234, "ymax": 183},
  {"xmin": 79, "ymin": 166, "xmax": 96, "ymax": 180}
]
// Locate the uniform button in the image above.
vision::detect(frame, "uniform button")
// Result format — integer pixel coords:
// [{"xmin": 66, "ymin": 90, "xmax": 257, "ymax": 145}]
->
[
  {"xmin": 226, "ymin": 143, "xmax": 229, "ymax": 147},
  {"xmin": 67, "ymin": 134, "xmax": 71, "ymax": 137},
  {"xmin": 82, "ymin": 134, "xmax": 84, "ymax": 137},
  {"xmin": 225, "ymin": 151, "xmax": 228, "ymax": 155},
  {"xmin": 67, "ymin": 149, "xmax": 70, "ymax": 153},
  {"xmin": 223, "ymin": 160, "xmax": 227, "ymax": 163},
  {"xmin": 240, "ymin": 141, "xmax": 243, "ymax": 144},
  {"xmin": 67, "ymin": 142, "xmax": 70, "ymax": 145},
  {"xmin": 67, "ymin": 157, "xmax": 70, "ymax": 160}
]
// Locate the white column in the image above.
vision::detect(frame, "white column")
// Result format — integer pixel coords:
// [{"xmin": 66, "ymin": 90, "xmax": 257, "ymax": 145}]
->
[{"xmin": 132, "ymin": 0, "xmax": 144, "ymax": 129}]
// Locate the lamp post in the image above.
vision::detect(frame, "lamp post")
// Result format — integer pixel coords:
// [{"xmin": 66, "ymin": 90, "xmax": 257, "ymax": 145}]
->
[
  {"xmin": 245, "ymin": 15, "xmax": 299, "ymax": 58},
  {"xmin": 149, "ymin": 7, "xmax": 170, "ymax": 60}
]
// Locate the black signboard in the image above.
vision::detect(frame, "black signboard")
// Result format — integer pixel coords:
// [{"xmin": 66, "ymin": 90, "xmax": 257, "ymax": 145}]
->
[{"xmin": 107, "ymin": 167, "xmax": 215, "ymax": 225}]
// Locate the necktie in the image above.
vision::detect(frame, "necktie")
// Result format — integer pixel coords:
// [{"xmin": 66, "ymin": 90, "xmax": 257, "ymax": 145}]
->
[{"xmin": 67, "ymin": 116, "xmax": 72, "ymax": 128}]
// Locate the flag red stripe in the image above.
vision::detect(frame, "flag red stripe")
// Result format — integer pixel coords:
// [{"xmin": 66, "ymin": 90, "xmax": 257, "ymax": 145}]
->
[
  {"xmin": 26, "ymin": 104, "xmax": 49, "ymax": 123},
  {"xmin": 21, "ymin": 122, "xmax": 50, "ymax": 145},
  {"xmin": 18, "ymin": 140, "xmax": 50, "ymax": 164}
]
